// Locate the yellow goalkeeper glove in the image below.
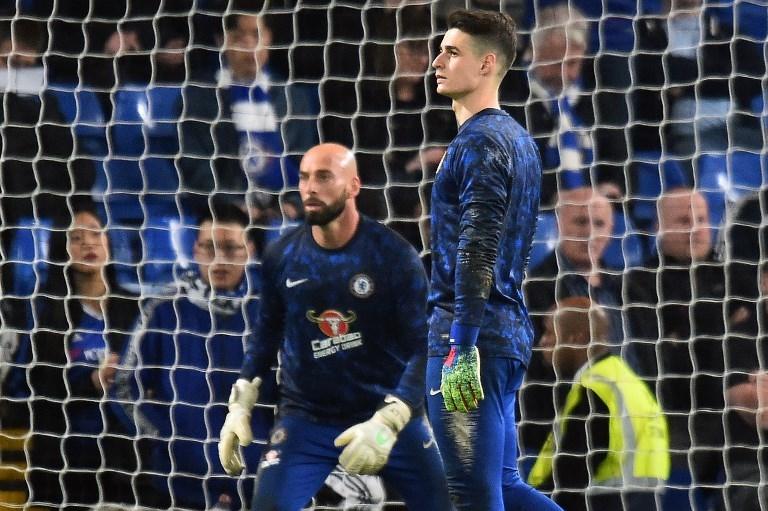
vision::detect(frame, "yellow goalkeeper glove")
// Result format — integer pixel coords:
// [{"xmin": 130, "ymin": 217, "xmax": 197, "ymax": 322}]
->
[
  {"xmin": 218, "ymin": 376, "xmax": 261, "ymax": 476},
  {"xmin": 334, "ymin": 395, "xmax": 411, "ymax": 475}
]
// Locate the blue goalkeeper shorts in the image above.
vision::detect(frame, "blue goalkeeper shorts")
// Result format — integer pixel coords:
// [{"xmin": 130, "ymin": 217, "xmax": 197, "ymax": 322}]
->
[
  {"xmin": 427, "ymin": 356, "xmax": 563, "ymax": 511},
  {"xmin": 251, "ymin": 412, "xmax": 452, "ymax": 511}
]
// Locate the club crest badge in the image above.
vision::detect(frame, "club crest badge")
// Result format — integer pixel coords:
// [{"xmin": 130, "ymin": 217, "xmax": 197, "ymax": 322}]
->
[{"xmin": 349, "ymin": 273, "xmax": 374, "ymax": 298}]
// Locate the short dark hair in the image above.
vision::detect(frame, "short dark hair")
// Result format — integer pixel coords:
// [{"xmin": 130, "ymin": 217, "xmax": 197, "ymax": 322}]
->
[
  {"xmin": 0, "ymin": 19, "xmax": 45, "ymax": 51},
  {"xmin": 447, "ymin": 9, "xmax": 517, "ymax": 72},
  {"xmin": 198, "ymin": 200, "xmax": 250, "ymax": 229},
  {"xmin": 223, "ymin": 0, "xmax": 268, "ymax": 32}
]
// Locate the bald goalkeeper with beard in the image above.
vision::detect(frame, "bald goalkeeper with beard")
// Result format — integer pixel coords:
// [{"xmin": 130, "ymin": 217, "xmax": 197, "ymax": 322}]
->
[{"xmin": 218, "ymin": 143, "xmax": 452, "ymax": 510}]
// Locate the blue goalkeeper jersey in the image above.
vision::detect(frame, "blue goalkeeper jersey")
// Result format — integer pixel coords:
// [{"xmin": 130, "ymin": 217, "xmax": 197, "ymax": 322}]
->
[
  {"xmin": 428, "ymin": 108, "xmax": 542, "ymax": 363},
  {"xmin": 241, "ymin": 215, "xmax": 429, "ymax": 423}
]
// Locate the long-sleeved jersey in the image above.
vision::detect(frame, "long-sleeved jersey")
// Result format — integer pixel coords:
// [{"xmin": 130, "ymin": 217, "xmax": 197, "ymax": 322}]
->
[
  {"xmin": 428, "ymin": 108, "xmax": 542, "ymax": 363},
  {"xmin": 241, "ymin": 215, "xmax": 429, "ymax": 423}
]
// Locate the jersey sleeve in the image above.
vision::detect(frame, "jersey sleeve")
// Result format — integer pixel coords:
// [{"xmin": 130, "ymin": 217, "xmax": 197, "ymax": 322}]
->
[
  {"xmin": 391, "ymin": 246, "xmax": 430, "ymax": 410},
  {"xmin": 451, "ymin": 137, "xmax": 511, "ymax": 345},
  {"xmin": 110, "ymin": 302, "xmax": 169, "ymax": 437},
  {"xmin": 241, "ymin": 247, "xmax": 285, "ymax": 381}
]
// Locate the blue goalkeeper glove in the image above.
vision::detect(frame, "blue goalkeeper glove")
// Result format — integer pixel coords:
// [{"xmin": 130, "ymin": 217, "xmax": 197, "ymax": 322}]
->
[{"xmin": 441, "ymin": 345, "xmax": 484, "ymax": 413}]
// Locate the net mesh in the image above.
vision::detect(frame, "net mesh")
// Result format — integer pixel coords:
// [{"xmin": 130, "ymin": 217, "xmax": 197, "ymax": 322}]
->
[{"xmin": 0, "ymin": 0, "xmax": 766, "ymax": 509}]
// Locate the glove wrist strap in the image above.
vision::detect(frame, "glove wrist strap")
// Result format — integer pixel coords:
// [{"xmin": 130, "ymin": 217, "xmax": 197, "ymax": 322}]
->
[
  {"xmin": 449, "ymin": 323, "xmax": 480, "ymax": 347},
  {"xmin": 375, "ymin": 395, "xmax": 411, "ymax": 433}
]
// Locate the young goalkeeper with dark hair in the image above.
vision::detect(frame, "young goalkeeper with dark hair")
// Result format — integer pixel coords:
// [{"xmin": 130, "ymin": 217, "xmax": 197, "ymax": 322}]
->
[
  {"xmin": 428, "ymin": 9, "xmax": 563, "ymax": 510},
  {"xmin": 218, "ymin": 143, "xmax": 451, "ymax": 510}
]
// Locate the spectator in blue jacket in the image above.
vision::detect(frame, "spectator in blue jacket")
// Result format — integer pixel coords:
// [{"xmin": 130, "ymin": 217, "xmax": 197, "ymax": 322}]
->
[
  {"xmin": 179, "ymin": 6, "xmax": 319, "ymax": 226},
  {"xmin": 111, "ymin": 201, "xmax": 269, "ymax": 509},
  {"xmin": 6, "ymin": 199, "xmax": 138, "ymax": 509}
]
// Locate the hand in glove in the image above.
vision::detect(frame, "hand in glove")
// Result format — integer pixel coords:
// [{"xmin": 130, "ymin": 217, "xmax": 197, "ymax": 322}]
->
[
  {"xmin": 334, "ymin": 395, "xmax": 411, "ymax": 475},
  {"xmin": 441, "ymin": 345, "xmax": 484, "ymax": 413},
  {"xmin": 218, "ymin": 376, "xmax": 261, "ymax": 475}
]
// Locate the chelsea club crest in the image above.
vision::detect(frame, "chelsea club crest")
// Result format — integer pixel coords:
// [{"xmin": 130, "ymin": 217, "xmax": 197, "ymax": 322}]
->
[{"xmin": 349, "ymin": 273, "xmax": 374, "ymax": 298}]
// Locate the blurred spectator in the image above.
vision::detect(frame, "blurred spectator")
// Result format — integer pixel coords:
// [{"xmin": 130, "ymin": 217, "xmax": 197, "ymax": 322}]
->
[
  {"xmin": 528, "ymin": 297, "xmax": 669, "ymax": 511},
  {"xmin": 725, "ymin": 189, "xmax": 767, "ymax": 313},
  {"xmin": 151, "ymin": 17, "xmax": 190, "ymax": 84},
  {"xmin": 520, "ymin": 187, "xmax": 624, "ymax": 456},
  {"xmin": 724, "ymin": 262, "xmax": 768, "ymax": 511},
  {"xmin": 659, "ymin": 0, "xmax": 763, "ymax": 157},
  {"xmin": 109, "ymin": 200, "xmax": 381, "ymax": 508},
  {"xmin": 352, "ymin": 37, "xmax": 455, "ymax": 249},
  {"xmin": 319, "ymin": 1, "xmax": 442, "ymax": 229},
  {"xmin": 505, "ymin": 4, "xmax": 598, "ymax": 207},
  {"xmin": 522, "ymin": 0, "xmax": 665, "ymax": 173},
  {"xmin": 111, "ymin": 201, "xmax": 268, "ymax": 509},
  {"xmin": 41, "ymin": 0, "xmax": 194, "ymax": 88},
  {"xmin": 0, "ymin": 19, "xmax": 94, "ymax": 299},
  {"xmin": 5, "ymin": 201, "xmax": 138, "ymax": 509},
  {"xmin": 179, "ymin": 8, "xmax": 318, "ymax": 223},
  {"xmin": 625, "ymin": 188, "xmax": 728, "ymax": 490}
]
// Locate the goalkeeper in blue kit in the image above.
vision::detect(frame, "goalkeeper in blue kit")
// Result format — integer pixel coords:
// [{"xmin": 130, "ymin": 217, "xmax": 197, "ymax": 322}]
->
[
  {"xmin": 427, "ymin": 10, "xmax": 563, "ymax": 510},
  {"xmin": 217, "ymin": 143, "xmax": 451, "ymax": 510}
]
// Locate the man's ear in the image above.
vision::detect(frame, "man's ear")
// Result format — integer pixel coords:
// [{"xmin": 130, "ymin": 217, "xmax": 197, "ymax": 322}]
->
[
  {"xmin": 348, "ymin": 175, "xmax": 361, "ymax": 199},
  {"xmin": 480, "ymin": 53, "xmax": 497, "ymax": 76}
]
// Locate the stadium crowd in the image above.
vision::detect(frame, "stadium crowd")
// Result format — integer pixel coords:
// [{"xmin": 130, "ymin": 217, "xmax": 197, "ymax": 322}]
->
[{"xmin": 0, "ymin": 0, "xmax": 767, "ymax": 509}]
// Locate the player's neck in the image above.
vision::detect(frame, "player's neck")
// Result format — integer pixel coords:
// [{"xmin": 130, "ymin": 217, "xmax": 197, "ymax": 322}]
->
[
  {"xmin": 312, "ymin": 207, "xmax": 361, "ymax": 249},
  {"xmin": 452, "ymin": 85, "xmax": 500, "ymax": 126}
]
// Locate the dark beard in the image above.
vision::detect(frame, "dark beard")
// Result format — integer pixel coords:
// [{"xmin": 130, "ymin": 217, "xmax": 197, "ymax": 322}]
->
[{"xmin": 304, "ymin": 195, "xmax": 347, "ymax": 226}]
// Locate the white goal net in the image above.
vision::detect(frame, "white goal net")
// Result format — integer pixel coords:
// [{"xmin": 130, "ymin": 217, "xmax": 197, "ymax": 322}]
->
[{"xmin": 0, "ymin": 0, "xmax": 767, "ymax": 510}]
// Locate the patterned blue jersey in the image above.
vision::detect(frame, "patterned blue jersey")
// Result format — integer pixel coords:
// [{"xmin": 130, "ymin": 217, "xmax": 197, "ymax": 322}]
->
[
  {"xmin": 428, "ymin": 108, "xmax": 542, "ymax": 363},
  {"xmin": 241, "ymin": 216, "xmax": 429, "ymax": 423}
]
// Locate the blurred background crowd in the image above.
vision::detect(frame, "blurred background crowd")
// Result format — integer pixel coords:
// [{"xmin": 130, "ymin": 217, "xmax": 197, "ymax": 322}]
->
[{"xmin": 0, "ymin": 0, "xmax": 767, "ymax": 509}]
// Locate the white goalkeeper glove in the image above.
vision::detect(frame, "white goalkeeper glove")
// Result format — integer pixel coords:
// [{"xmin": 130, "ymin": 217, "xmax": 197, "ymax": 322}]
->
[
  {"xmin": 333, "ymin": 395, "xmax": 411, "ymax": 475},
  {"xmin": 218, "ymin": 376, "xmax": 261, "ymax": 476}
]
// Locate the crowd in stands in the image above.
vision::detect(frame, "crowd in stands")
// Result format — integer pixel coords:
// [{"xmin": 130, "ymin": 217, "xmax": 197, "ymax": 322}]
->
[{"xmin": 0, "ymin": 0, "xmax": 767, "ymax": 509}]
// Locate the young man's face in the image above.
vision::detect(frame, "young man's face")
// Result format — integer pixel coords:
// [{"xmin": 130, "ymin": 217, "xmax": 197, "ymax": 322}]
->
[
  {"xmin": 224, "ymin": 15, "xmax": 272, "ymax": 82},
  {"xmin": 432, "ymin": 28, "xmax": 486, "ymax": 99},
  {"xmin": 194, "ymin": 220, "xmax": 250, "ymax": 291}
]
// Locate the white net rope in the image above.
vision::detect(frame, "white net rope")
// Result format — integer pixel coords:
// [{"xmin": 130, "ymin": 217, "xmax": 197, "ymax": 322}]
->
[{"xmin": 0, "ymin": 0, "xmax": 766, "ymax": 509}]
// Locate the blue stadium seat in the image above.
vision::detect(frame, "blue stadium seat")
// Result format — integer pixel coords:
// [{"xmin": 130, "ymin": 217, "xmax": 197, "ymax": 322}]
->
[
  {"xmin": 107, "ymin": 86, "xmax": 183, "ymax": 223},
  {"xmin": 111, "ymin": 216, "xmax": 197, "ymax": 295},
  {"xmin": 696, "ymin": 151, "xmax": 765, "ymax": 230},
  {"xmin": 263, "ymin": 217, "xmax": 302, "ymax": 245},
  {"xmin": 529, "ymin": 212, "xmax": 558, "ymax": 270},
  {"xmin": 49, "ymin": 85, "xmax": 108, "ymax": 204},
  {"xmin": 603, "ymin": 210, "xmax": 646, "ymax": 270},
  {"xmin": 630, "ymin": 152, "xmax": 688, "ymax": 230},
  {"xmin": 7, "ymin": 218, "xmax": 52, "ymax": 298}
]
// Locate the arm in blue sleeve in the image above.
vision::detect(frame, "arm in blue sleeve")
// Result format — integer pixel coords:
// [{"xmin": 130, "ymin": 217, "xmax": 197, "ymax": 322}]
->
[
  {"xmin": 3, "ymin": 332, "xmax": 31, "ymax": 398},
  {"xmin": 452, "ymin": 139, "xmax": 511, "ymax": 345},
  {"xmin": 66, "ymin": 357, "xmax": 100, "ymax": 398},
  {"xmin": 110, "ymin": 305, "xmax": 168, "ymax": 436},
  {"xmin": 241, "ymin": 249, "xmax": 285, "ymax": 381},
  {"xmin": 392, "ymin": 248, "xmax": 430, "ymax": 410}
]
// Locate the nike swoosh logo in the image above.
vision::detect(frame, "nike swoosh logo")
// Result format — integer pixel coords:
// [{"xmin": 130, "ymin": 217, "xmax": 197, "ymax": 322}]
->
[
  {"xmin": 429, "ymin": 388, "xmax": 442, "ymax": 396},
  {"xmin": 423, "ymin": 438, "xmax": 435, "ymax": 449},
  {"xmin": 286, "ymin": 278, "xmax": 309, "ymax": 288}
]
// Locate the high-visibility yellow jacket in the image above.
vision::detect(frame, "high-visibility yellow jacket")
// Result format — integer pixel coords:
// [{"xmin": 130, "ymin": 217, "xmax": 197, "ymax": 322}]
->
[{"xmin": 528, "ymin": 354, "xmax": 670, "ymax": 493}]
